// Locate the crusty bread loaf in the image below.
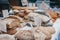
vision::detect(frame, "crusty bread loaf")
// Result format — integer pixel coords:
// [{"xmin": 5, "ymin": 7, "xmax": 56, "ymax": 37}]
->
[
  {"xmin": 15, "ymin": 30, "xmax": 34, "ymax": 40},
  {"xmin": 2, "ymin": 26, "xmax": 17, "ymax": 35},
  {"xmin": 0, "ymin": 15, "xmax": 24, "ymax": 34},
  {"xmin": 33, "ymin": 27, "xmax": 51, "ymax": 39},
  {"xmin": 3, "ymin": 18, "xmax": 20, "ymax": 29},
  {"xmin": 33, "ymin": 27, "xmax": 55, "ymax": 39},
  {"xmin": 2, "ymin": 15, "xmax": 23, "ymax": 29}
]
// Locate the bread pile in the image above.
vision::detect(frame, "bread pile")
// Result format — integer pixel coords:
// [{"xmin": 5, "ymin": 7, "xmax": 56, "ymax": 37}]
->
[
  {"xmin": 0, "ymin": 10, "xmax": 30, "ymax": 35},
  {"xmin": 44, "ymin": 7, "xmax": 60, "ymax": 23},
  {"xmin": 15, "ymin": 27, "xmax": 55, "ymax": 40},
  {"xmin": 0, "ymin": 15, "xmax": 23, "ymax": 35},
  {"xmin": 0, "ymin": 8, "xmax": 56, "ymax": 40}
]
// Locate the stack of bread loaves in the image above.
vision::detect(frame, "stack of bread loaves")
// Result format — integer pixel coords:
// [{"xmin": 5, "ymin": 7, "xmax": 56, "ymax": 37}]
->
[
  {"xmin": 15, "ymin": 27, "xmax": 55, "ymax": 40},
  {"xmin": 0, "ymin": 15, "xmax": 23, "ymax": 35}
]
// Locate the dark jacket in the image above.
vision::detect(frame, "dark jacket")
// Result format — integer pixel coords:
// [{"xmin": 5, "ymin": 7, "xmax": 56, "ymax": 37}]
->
[
  {"xmin": 0, "ymin": 0, "xmax": 9, "ymax": 4},
  {"xmin": 28, "ymin": 0, "xmax": 37, "ymax": 3}
]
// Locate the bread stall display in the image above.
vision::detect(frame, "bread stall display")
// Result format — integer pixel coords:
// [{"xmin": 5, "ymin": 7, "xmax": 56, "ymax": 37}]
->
[
  {"xmin": 0, "ymin": 0, "xmax": 57, "ymax": 40},
  {"xmin": 0, "ymin": 7, "xmax": 56, "ymax": 40}
]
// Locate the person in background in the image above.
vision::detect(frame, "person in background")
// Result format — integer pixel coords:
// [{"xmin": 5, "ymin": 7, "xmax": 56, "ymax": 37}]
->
[
  {"xmin": 18, "ymin": 0, "xmax": 22, "ymax": 6},
  {"xmin": 0, "ymin": 0, "xmax": 9, "ymax": 10}
]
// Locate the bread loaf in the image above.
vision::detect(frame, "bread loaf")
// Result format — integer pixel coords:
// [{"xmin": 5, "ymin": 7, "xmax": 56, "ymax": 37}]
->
[
  {"xmin": 15, "ymin": 30, "xmax": 34, "ymax": 40},
  {"xmin": 0, "ymin": 15, "xmax": 23, "ymax": 34},
  {"xmin": 2, "ymin": 15, "xmax": 23, "ymax": 29},
  {"xmin": 33, "ymin": 27, "xmax": 55, "ymax": 39}
]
